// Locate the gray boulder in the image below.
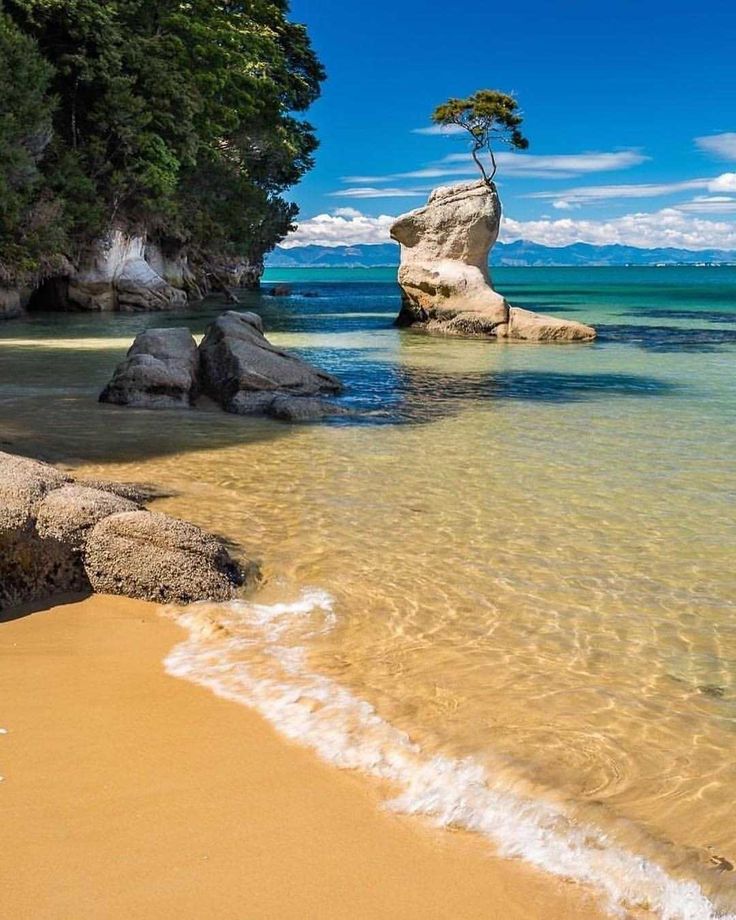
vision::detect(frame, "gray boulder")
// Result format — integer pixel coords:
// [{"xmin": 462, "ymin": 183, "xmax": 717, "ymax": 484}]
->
[
  {"xmin": 199, "ymin": 311, "xmax": 343, "ymax": 409},
  {"xmin": 84, "ymin": 511, "xmax": 251, "ymax": 604},
  {"xmin": 100, "ymin": 327, "xmax": 199, "ymax": 408}
]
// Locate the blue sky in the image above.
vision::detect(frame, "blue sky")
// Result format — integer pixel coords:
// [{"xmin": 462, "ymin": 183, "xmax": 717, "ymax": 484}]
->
[{"xmin": 284, "ymin": 0, "xmax": 736, "ymax": 250}]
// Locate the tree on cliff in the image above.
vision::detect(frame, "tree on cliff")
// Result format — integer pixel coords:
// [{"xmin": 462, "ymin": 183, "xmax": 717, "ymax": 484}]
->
[
  {"xmin": 431, "ymin": 90, "xmax": 528, "ymax": 184},
  {"xmin": 0, "ymin": 0, "xmax": 324, "ymax": 283}
]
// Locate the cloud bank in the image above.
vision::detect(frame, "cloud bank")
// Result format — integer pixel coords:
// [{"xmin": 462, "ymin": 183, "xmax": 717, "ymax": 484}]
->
[{"xmin": 285, "ymin": 207, "xmax": 736, "ymax": 251}]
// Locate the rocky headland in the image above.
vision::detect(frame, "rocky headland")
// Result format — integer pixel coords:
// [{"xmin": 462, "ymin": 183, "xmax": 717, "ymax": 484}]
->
[
  {"xmin": 0, "ymin": 451, "xmax": 254, "ymax": 611},
  {"xmin": 390, "ymin": 181, "xmax": 596, "ymax": 342},
  {"xmin": 0, "ymin": 229, "xmax": 262, "ymax": 321}
]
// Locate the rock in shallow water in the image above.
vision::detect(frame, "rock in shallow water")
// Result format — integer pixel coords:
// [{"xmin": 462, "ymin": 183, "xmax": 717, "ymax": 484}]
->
[
  {"xmin": 199, "ymin": 310, "xmax": 343, "ymax": 404},
  {"xmin": 100, "ymin": 327, "xmax": 200, "ymax": 409},
  {"xmin": 390, "ymin": 181, "xmax": 596, "ymax": 343}
]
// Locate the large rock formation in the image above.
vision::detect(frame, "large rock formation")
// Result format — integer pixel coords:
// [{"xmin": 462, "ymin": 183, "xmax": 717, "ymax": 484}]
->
[
  {"xmin": 68, "ymin": 229, "xmax": 188, "ymax": 312},
  {"xmin": 0, "ymin": 451, "xmax": 254, "ymax": 610},
  {"xmin": 0, "ymin": 234, "xmax": 266, "ymax": 321},
  {"xmin": 199, "ymin": 311, "xmax": 344, "ymax": 417},
  {"xmin": 391, "ymin": 181, "xmax": 596, "ymax": 342},
  {"xmin": 99, "ymin": 327, "xmax": 200, "ymax": 409},
  {"xmin": 97, "ymin": 312, "xmax": 346, "ymax": 421}
]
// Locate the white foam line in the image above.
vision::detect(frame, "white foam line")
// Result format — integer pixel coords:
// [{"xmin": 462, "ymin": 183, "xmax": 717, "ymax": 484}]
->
[{"xmin": 163, "ymin": 590, "xmax": 734, "ymax": 920}]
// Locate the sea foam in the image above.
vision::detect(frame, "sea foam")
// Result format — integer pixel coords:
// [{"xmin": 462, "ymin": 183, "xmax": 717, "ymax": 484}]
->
[{"xmin": 163, "ymin": 589, "xmax": 733, "ymax": 920}]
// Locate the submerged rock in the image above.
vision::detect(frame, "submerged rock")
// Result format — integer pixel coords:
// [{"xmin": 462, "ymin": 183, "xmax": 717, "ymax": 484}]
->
[
  {"xmin": 199, "ymin": 311, "xmax": 343, "ymax": 410},
  {"xmin": 0, "ymin": 450, "xmax": 254, "ymax": 611},
  {"xmin": 391, "ymin": 181, "xmax": 595, "ymax": 342},
  {"xmin": 228, "ymin": 391, "xmax": 351, "ymax": 422},
  {"xmin": 99, "ymin": 327, "xmax": 200, "ymax": 409}
]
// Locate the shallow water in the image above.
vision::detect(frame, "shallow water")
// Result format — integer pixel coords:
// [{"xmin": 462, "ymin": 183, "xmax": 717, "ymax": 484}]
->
[{"xmin": 2, "ymin": 266, "xmax": 735, "ymax": 918}]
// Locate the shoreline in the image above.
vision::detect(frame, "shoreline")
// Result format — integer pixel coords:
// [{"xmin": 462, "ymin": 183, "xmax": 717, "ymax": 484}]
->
[{"xmin": 0, "ymin": 594, "xmax": 606, "ymax": 920}]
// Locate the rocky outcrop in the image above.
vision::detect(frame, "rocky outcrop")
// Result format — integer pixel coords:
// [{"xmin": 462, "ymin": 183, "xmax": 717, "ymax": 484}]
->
[
  {"xmin": 98, "ymin": 312, "xmax": 346, "ymax": 422},
  {"xmin": 391, "ymin": 181, "xmax": 596, "ymax": 342},
  {"xmin": 68, "ymin": 229, "xmax": 188, "ymax": 312},
  {"xmin": 199, "ymin": 311, "xmax": 344, "ymax": 414},
  {"xmin": 99, "ymin": 327, "xmax": 200, "ymax": 409},
  {"xmin": 0, "ymin": 287, "xmax": 23, "ymax": 320},
  {"xmin": 0, "ymin": 451, "xmax": 254, "ymax": 611}
]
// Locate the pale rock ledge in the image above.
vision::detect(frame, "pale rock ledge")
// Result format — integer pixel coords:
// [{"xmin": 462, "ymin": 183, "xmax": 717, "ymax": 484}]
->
[{"xmin": 390, "ymin": 181, "xmax": 596, "ymax": 342}]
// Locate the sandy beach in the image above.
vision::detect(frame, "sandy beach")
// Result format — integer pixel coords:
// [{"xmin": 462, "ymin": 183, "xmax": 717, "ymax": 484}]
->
[{"xmin": 0, "ymin": 595, "xmax": 606, "ymax": 920}]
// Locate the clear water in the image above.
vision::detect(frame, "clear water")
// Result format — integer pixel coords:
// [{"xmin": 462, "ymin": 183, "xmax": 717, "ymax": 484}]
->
[{"xmin": 1, "ymin": 266, "xmax": 735, "ymax": 918}]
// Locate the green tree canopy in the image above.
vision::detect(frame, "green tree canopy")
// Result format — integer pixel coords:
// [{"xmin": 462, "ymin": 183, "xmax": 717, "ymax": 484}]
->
[
  {"xmin": 432, "ymin": 89, "xmax": 529, "ymax": 184},
  {"xmin": 0, "ymin": 0, "xmax": 324, "ymax": 281}
]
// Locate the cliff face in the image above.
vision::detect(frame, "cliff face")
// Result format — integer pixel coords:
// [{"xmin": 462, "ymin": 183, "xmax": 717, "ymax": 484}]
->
[
  {"xmin": 0, "ymin": 229, "xmax": 265, "ymax": 319},
  {"xmin": 391, "ymin": 181, "xmax": 596, "ymax": 342}
]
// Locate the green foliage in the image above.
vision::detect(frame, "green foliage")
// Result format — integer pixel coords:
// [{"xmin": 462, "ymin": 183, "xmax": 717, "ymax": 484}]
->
[
  {"xmin": 432, "ymin": 89, "xmax": 529, "ymax": 183},
  {"xmin": 0, "ymin": 10, "xmax": 64, "ymax": 274},
  {"xmin": 0, "ymin": 0, "xmax": 324, "ymax": 282}
]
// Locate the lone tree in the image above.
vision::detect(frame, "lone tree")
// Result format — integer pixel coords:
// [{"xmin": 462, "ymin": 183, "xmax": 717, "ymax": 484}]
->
[{"xmin": 431, "ymin": 90, "xmax": 529, "ymax": 184}]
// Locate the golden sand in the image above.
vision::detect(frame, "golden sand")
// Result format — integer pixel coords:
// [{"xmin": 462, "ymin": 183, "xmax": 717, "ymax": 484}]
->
[{"xmin": 0, "ymin": 595, "xmax": 605, "ymax": 920}]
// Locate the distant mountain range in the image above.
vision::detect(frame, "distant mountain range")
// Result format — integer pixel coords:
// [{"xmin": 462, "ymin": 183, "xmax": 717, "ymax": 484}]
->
[{"xmin": 266, "ymin": 241, "xmax": 736, "ymax": 268}]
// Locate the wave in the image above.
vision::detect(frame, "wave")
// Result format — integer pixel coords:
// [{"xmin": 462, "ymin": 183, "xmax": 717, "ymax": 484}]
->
[{"xmin": 163, "ymin": 589, "xmax": 733, "ymax": 920}]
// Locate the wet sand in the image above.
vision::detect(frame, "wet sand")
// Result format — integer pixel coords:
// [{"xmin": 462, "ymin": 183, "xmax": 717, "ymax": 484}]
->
[{"xmin": 0, "ymin": 595, "xmax": 605, "ymax": 920}]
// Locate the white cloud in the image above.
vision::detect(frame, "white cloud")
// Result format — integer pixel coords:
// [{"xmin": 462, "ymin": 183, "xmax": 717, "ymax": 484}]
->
[
  {"xmin": 281, "ymin": 211, "xmax": 397, "ymax": 247},
  {"xmin": 529, "ymin": 174, "xmax": 736, "ymax": 207},
  {"xmin": 674, "ymin": 196, "xmax": 736, "ymax": 214},
  {"xmin": 283, "ymin": 207, "xmax": 736, "ymax": 251},
  {"xmin": 342, "ymin": 150, "xmax": 648, "ymax": 187},
  {"xmin": 695, "ymin": 133, "xmax": 736, "ymax": 160},
  {"xmin": 412, "ymin": 124, "xmax": 466, "ymax": 136},
  {"xmin": 709, "ymin": 172, "xmax": 736, "ymax": 192},
  {"xmin": 500, "ymin": 209, "xmax": 736, "ymax": 250},
  {"xmin": 331, "ymin": 207, "xmax": 364, "ymax": 218},
  {"xmin": 441, "ymin": 150, "xmax": 649, "ymax": 177},
  {"xmin": 343, "ymin": 167, "xmax": 477, "ymax": 184},
  {"xmin": 329, "ymin": 186, "xmax": 429, "ymax": 199},
  {"xmin": 528, "ymin": 179, "xmax": 708, "ymax": 204}
]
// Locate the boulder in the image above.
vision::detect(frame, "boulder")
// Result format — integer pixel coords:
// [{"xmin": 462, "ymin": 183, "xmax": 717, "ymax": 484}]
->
[
  {"xmin": 390, "ymin": 181, "xmax": 596, "ymax": 342},
  {"xmin": 0, "ymin": 450, "xmax": 254, "ymax": 610},
  {"xmin": 36, "ymin": 485, "xmax": 140, "ymax": 550},
  {"xmin": 84, "ymin": 511, "xmax": 251, "ymax": 604},
  {"xmin": 199, "ymin": 311, "xmax": 343, "ymax": 409},
  {"xmin": 99, "ymin": 327, "xmax": 200, "ymax": 409},
  {"xmin": 0, "ymin": 451, "xmax": 72, "ymax": 530}
]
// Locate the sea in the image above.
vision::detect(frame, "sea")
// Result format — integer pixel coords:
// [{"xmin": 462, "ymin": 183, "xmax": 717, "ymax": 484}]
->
[{"xmin": 1, "ymin": 265, "xmax": 735, "ymax": 919}]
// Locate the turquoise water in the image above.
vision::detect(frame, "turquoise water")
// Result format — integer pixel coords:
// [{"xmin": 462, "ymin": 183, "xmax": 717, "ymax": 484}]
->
[{"xmin": 2, "ymin": 265, "xmax": 735, "ymax": 918}]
